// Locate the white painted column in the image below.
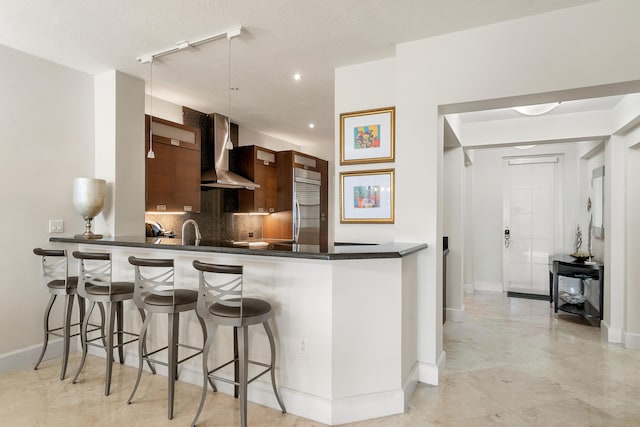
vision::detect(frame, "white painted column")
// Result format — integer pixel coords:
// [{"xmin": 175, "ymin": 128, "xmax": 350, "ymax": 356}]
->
[
  {"xmin": 603, "ymin": 135, "xmax": 626, "ymax": 342},
  {"xmin": 443, "ymin": 146, "xmax": 465, "ymax": 321},
  {"xmin": 624, "ymin": 139, "xmax": 640, "ymax": 348},
  {"xmin": 463, "ymin": 158, "xmax": 475, "ymax": 294},
  {"xmin": 94, "ymin": 70, "xmax": 146, "ymax": 237}
]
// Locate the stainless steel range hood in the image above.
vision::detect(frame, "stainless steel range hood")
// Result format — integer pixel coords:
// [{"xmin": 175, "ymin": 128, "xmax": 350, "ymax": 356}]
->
[{"xmin": 201, "ymin": 113, "xmax": 259, "ymax": 190}]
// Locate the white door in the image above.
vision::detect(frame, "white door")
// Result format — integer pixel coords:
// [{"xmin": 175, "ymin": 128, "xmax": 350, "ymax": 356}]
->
[{"xmin": 503, "ymin": 158, "xmax": 557, "ymax": 295}]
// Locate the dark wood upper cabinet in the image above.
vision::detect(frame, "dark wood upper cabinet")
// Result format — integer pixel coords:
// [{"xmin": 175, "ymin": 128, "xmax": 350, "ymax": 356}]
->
[
  {"xmin": 234, "ymin": 145, "xmax": 278, "ymax": 213},
  {"xmin": 145, "ymin": 115, "xmax": 201, "ymax": 212}
]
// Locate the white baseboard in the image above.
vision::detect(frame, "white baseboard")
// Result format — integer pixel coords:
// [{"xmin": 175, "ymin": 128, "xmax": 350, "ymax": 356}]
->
[
  {"xmin": 473, "ymin": 281, "xmax": 503, "ymax": 292},
  {"xmin": 623, "ymin": 331, "xmax": 640, "ymax": 349},
  {"xmin": 87, "ymin": 347, "xmax": 415, "ymax": 426},
  {"xmin": 0, "ymin": 338, "xmax": 79, "ymax": 374},
  {"xmin": 418, "ymin": 350, "xmax": 445, "ymax": 386},
  {"xmin": 5, "ymin": 341, "xmax": 418, "ymax": 426},
  {"xmin": 445, "ymin": 305, "xmax": 465, "ymax": 322},
  {"xmin": 601, "ymin": 320, "xmax": 622, "ymax": 343},
  {"xmin": 464, "ymin": 283, "xmax": 475, "ymax": 294},
  {"xmin": 402, "ymin": 362, "xmax": 419, "ymax": 411}
]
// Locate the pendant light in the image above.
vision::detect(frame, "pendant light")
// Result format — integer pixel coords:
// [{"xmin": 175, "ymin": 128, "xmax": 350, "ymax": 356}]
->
[
  {"xmin": 147, "ymin": 58, "xmax": 156, "ymax": 159},
  {"xmin": 225, "ymin": 34, "xmax": 234, "ymax": 150}
]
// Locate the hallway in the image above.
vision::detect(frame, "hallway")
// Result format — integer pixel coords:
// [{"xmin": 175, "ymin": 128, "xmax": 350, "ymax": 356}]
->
[{"xmin": 1, "ymin": 292, "xmax": 638, "ymax": 426}]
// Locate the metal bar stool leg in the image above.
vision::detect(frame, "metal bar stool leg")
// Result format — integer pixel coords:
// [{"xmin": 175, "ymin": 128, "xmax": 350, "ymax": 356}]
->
[
  {"xmin": 60, "ymin": 294, "xmax": 75, "ymax": 380},
  {"xmin": 264, "ymin": 321, "xmax": 286, "ymax": 413},
  {"xmin": 34, "ymin": 295, "xmax": 56, "ymax": 371},
  {"xmin": 167, "ymin": 312, "xmax": 179, "ymax": 420},
  {"xmin": 191, "ymin": 323, "xmax": 217, "ymax": 427},
  {"xmin": 96, "ymin": 302, "xmax": 107, "ymax": 347},
  {"xmin": 137, "ymin": 308, "xmax": 155, "ymax": 374},
  {"xmin": 72, "ymin": 301, "xmax": 96, "ymax": 384},
  {"xmin": 117, "ymin": 302, "xmax": 125, "ymax": 363},
  {"xmin": 238, "ymin": 326, "xmax": 249, "ymax": 427},
  {"xmin": 233, "ymin": 327, "xmax": 240, "ymax": 398},
  {"xmin": 128, "ymin": 312, "xmax": 152, "ymax": 405},
  {"xmin": 104, "ymin": 302, "xmax": 116, "ymax": 396}
]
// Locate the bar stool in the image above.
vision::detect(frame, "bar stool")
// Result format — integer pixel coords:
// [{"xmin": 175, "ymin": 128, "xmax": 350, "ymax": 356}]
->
[
  {"xmin": 127, "ymin": 256, "xmax": 207, "ymax": 420},
  {"xmin": 32, "ymin": 248, "xmax": 105, "ymax": 380},
  {"xmin": 191, "ymin": 260, "xmax": 286, "ymax": 427},
  {"xmin": 71, "ymin": 251, "xmax": 154, "ymax": 395}
]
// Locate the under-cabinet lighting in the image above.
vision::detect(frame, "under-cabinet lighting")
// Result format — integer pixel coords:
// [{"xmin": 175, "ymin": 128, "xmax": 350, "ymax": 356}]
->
[
  {"xmin": 233, "ymin": 212, "xmax": 270, "ymax": 216},
  {"xmin": 145, "ymin": 211, "xmax": 186, "ymax": 215}
]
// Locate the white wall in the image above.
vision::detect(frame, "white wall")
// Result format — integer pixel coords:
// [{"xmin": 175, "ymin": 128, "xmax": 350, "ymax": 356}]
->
[
  {"xmin": 145, "ymin": 94, "xmax": 183, "ymax": 123},
  {"xmin": 0, "ymin": 44, "xmax": 94, "ymax": 360},
  {"xmin": 625, "ymin": 130, "xmax": 640, "ymax": 347},
  {"xmin": 239, "ymin": 126, "xmax": 300, "ymax": 152},
  {"xmin": 143, "ymin": 95, "xmax": 304, "ymax": 154},
  {"xmin": 467, "ymin": 144, "xmax": 578, "ymax": 292},
  {"xmin": 443, "ymin": 147, "xmax": 464, "ymax": 319},
  {"xmin": 335, "ymin": 0, "xmax": 640, "ymax": 381},
  {"xmin": 581, "ymin": 147, "xmax": 605, "ymax": 261},
  {"xmin": 334, "ymin": 57, "xmax": 397, "ymax": 244}
]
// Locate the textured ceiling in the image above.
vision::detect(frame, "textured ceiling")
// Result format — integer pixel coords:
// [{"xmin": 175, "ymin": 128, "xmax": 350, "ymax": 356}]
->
[{"xmin": 0, "ymin": 0, "xmax": 599, "ymax": 149}]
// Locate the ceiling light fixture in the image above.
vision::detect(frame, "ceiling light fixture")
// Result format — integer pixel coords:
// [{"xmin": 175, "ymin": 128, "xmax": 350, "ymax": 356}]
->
[
  {"xmin": 308, "ymin": 123, "xmax": 315, "ymax": 129},
  {"xmin": 139, "ymin": 27, "xmax": 243, "ymax": 158},
  {"xmin": 294, "ymin": 73, "xmax": 301, "ymax": 81},
  {"xmin": 147, "ymin": 59, "xmax": 155, "ymax": 159},
  {"xmin": 136, "ymin": 27, "xmax": 243, "ymax": 63},
  {"xmin": 512, "ymin": 102, "xmax": 561, "ymax": 116},
  {"xmin": 225, "ymin": 32, "xmax": 236, "ymax": 150}
]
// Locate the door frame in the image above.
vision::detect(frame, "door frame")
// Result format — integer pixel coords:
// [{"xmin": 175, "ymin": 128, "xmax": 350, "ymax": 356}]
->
[{"xmin": 502, "ymin": 154, "xmax": 564, "ymax": 293}]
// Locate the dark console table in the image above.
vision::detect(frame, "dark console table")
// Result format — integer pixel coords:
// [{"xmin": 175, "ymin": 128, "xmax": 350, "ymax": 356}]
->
[{"xmin": 549, "ymin": 254, "xmax": 604, "ymax": 321}]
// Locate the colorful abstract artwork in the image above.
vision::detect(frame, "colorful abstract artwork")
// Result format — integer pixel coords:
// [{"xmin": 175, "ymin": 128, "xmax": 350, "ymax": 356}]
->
[
  {"xmin": 353, "ymin": 125, "xmax": 380, "ymax": 149},
  {"xmin": 340, "ymin": 169, "xmax": 394, "ymax": 223},
  {"xmin": 353, "ymin": 185, "xmax": 381, "ymax": 208},
  {"xmin": 340, "ymin": 107, "xmax": 395, "ymax": 164}
]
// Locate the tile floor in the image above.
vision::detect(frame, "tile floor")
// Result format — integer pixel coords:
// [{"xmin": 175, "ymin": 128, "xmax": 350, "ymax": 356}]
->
[{"xmin": 1, "ymin": 292, "xmax": 639, "ymax": 426}]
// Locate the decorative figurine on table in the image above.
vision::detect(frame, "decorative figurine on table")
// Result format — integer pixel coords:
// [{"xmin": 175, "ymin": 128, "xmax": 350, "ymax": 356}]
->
[{"xmin": 571, "ymin": 224, "xmax": 590, "ymax": 262}]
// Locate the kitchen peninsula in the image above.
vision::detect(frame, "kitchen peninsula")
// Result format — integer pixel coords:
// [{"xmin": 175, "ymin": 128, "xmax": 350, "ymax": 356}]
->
[{"xmin": 50, "ymin": 236, "xmax": 426, "ymax": 425}]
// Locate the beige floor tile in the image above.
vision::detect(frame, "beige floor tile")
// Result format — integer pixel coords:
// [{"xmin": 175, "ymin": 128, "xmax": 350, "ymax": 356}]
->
[{"xmin": 2, "ymin": 292, "xmax": 640, "ymax": 426}]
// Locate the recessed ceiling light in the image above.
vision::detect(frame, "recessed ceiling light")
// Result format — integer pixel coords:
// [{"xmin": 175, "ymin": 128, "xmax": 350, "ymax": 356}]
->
[
  {"xmin": 308, "ymin": 123, "xmax": 315, "ymax": 129},
  {"xmin": 512, "ymin": 102, "xmax": 561, "ymax": 116},
  {"xmin": 294, "ymin": 73, "xmax": 301, "ymax": 81}
]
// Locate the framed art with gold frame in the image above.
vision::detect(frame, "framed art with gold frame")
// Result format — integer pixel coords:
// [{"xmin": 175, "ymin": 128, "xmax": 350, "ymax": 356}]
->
[
  {"xmin": 340, "ymin": 169, "xmax": 394, "ymax": 224},
  {"xmin": 340, "ymin": 106, "xmax": 395, "ymax": 165}
]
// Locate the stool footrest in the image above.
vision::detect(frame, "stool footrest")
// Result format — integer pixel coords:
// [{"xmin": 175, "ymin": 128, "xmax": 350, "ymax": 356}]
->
[
  {"xmin": 206, "ymin": 358, "xmax": 273, "ymax": 386},
  {"xmin": 142, "ymin": 344, "xmax": 204, "ymax": 368}
]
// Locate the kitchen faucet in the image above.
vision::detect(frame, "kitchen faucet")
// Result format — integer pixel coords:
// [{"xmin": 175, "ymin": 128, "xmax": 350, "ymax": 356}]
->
[{"xmin": 181, "ymin": 219, "xmax": 201, "ymax": 245}]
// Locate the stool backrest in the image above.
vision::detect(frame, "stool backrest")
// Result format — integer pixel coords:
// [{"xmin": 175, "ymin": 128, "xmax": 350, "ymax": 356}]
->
[
  {"xmin": 33, "ymin": 248, "xmax": 69, "ymax": 289},
  {"xmin": 128, "ymin": 256, "xmax": 175, "ymax": 308},
  {"xmin": 72, "ymin": 251, "xmax": 112, "ymax": 297},
  {"xmin": 192, "ymin": 260, "xmax": 243, "ymax": 319}
]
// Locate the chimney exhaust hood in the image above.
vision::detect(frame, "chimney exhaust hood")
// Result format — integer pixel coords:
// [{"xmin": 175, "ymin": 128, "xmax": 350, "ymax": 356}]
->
[{"xmin": 201, "ymin": 113, "xmax": 259, "ymax": 190}]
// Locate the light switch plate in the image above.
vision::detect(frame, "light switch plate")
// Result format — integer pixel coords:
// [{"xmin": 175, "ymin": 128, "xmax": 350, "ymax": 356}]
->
[{"xmin": 49, "ymin": 219, "xmax": 64, "ymax": 233}]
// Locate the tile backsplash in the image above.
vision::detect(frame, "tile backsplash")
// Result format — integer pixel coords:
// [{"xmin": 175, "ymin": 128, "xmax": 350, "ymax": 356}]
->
[{"xmin": 145, "ymin": 188, "xmax": 263, "ymax": 241}]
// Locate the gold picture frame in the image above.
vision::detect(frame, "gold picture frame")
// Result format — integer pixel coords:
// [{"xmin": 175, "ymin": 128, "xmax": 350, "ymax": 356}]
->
[
  {"xmin": 340, "ymin": 106, "xmax": 395, "ymax": 165},
  {"xmin": 340, "ymin": 169, "xmax": 394, "ymax": 224}
]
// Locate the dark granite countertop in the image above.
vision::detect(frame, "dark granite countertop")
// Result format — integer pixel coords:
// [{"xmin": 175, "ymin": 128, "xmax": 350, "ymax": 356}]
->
[{"xmin": 49, "ymin": 236, "xmax": 427, "ymax": 260}]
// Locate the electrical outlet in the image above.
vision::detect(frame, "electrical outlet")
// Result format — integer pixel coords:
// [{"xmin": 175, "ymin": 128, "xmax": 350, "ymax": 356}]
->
[
  {"xmin": 248, "ymin": 232, "xmax": 254, "ymax": 238},
  {"xmin": 49, "ymin": 219, "xmax": 64, "ymax": 233},
  {"xmin": 299, "ymin": 338, "xmax": 307, "ymax": 354}
]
